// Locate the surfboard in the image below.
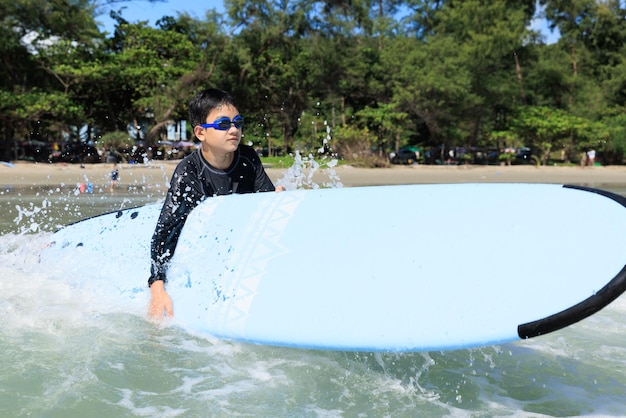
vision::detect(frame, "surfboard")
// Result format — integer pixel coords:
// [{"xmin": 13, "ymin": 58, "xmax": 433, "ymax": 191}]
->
[{"xmin": 40, "ymin": 183, "xmax": 626, "ymax": 352}]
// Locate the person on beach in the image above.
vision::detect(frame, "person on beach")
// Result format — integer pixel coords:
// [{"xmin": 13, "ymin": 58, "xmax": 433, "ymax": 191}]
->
[
  {"xmin": 148, "ymin": 88, "xmax": 284, "ymax": 319},
  {"xmin": 110, "ymin": 164, "xmax": 119, "ymax": 191}
]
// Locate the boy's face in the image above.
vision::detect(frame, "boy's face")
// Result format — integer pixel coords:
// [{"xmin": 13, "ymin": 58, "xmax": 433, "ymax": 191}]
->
[{"xmin": 194, "ymin": 104, "xmax": 242, "ymax": 156}]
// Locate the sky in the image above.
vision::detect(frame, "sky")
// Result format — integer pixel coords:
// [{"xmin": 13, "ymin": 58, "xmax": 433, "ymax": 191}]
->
[
  {"xmin": 97, "ymin": 0, "xmax": 560, "ymax": 44},
  {"xmin": 97, "ymin": 0, "xmax": 225, "ymax": 34}
]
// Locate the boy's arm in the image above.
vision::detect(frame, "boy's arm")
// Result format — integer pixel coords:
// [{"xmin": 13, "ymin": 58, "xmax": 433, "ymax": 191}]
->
[
  {"xmin": 147, "ymin": 192, "xmax": 195, "ymax": 319},
  {"xmin": 147, "ymin": 162, "xmax": 204, "ymax": 317}
]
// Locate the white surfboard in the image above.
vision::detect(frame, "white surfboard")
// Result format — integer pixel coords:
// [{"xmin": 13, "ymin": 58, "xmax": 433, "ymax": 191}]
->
[{"xmin": 40, "ymin": 184, "xmax": 626, "ymax": 352}]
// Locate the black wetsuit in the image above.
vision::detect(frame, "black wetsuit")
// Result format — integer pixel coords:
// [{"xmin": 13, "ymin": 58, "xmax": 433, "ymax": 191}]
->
[{"xmin": 148, "ymin": 145, "xmax": 275, "ymax": 286}]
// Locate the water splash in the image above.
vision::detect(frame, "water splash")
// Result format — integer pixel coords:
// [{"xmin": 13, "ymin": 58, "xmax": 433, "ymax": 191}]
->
[
  {"xmin": 1, "ymin": 164, "xmax": 171, "ymax": 235},
  {"xmin": 274, "ymin": 118, "xmax": 343, "ymax": 190},
  {"xmin": 275, "ymin": 151, "xmax": 343, "ymax": 190}
]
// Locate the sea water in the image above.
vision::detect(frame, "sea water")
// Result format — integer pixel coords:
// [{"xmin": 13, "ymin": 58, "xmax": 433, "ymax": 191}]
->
[{"xmin": 1, "ymin": 170, "xmax": 626, "ymax": 417}]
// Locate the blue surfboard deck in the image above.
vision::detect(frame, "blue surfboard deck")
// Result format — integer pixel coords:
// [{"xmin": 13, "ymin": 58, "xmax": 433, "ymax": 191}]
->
[{"xmin": 40, "ymin": 184, "xmax": 626, "ymax": 352}]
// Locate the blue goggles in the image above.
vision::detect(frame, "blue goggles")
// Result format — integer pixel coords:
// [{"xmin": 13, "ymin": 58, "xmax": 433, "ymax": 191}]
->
[{"xmin": 199, "ymin": 115, "xmax": 244, "ymax": 130}]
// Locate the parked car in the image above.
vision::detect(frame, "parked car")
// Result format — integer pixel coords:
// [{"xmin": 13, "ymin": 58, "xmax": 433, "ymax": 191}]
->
[
  {"xmin": 514, "ymin": 147, "xmax": 533, "ymax": 164},
  {"xmin": 49, "ymin": 143, "xmax": 101, "ymax": 163},
  {"xmin": 19, "ymin": 140, "xmax": 51, "ymax": 162},
  {"xmin": 390, "ymin": 147, "xmax": 420, "ymax": 165}
]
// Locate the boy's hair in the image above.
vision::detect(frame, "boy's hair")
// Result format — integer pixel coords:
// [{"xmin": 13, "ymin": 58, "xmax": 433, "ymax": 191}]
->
[{"xmin": 188, "ymin": 88, "xmax": 238, "ymax": 128}]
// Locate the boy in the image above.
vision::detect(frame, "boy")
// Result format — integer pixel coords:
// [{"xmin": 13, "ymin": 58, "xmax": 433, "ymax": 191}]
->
[{"xmin": 148, "ymin": 88, "xmax": 283, "ymax": 319}]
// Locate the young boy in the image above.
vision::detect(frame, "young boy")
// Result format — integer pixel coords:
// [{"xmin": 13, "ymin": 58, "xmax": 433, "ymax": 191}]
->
[{"xmin": 148, "ymin": 88, "xmax": 283, "ymax": 319}]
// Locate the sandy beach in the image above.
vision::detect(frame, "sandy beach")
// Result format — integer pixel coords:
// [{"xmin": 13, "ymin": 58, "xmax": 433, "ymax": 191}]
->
[{"xmin": 1, "ymin": 160, "xmax": 626, "ymax": 188}]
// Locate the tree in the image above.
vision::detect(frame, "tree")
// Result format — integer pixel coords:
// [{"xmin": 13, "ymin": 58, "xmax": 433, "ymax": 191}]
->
[
  {"xmin": 94, "ymin": 21, "xmax": 200, "ymax": 142},
  {"xmin": 392, "ymin": 34, "xmax": 472, "ymax": 142},
  {"xmin": 356, "ymin": 102, "xmax": 408, "ymax": 156},
  {"xmin": 511, "ymin": 106, "xmax": 596, "ymax": 164},
  {"xmin": 0, "ymin": 0, "xmax": 102, "ymax": 159},
  {"xmin": 221, "ymin": 0, "xmax": 318, "ymax": 153},
  {"xmin": 430, "ymin": 0, "xmax": 535, "ymax": 145}
]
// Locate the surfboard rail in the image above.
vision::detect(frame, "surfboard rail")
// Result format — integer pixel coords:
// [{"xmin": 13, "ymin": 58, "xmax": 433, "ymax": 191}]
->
[{"xmin": 518, "ymin": 264, "xmax": 626, "ymax": 339}]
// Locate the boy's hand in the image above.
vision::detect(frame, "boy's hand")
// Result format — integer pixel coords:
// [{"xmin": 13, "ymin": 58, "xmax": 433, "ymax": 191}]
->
[
  {"xmin": 148, "ymin": 280, "xmax": 173, "ymax": 320},
  {"xmin": 275, "ymin": 185, "xmax": 286, "ymax": 192}
]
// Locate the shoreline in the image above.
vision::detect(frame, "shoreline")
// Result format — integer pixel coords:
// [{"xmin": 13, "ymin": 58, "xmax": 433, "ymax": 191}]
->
[{"xmin": 1, "ymin": 160, "xmax": 626, "ymax": 189}]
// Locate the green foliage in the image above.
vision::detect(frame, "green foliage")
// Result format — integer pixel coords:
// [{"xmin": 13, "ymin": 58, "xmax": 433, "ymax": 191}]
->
[
  {"xmin": 599, "ymin": 109, "xmax": 626, "ymax": 164},
  {"xmin": 331, "ymin": 125, "xmax": 389, "ymax": 167},
  {"xmin": 511, "ymin": 106, "xmax": 572, "ymax": 164},
  {"xmin": 96, "ymin": 131, "xmax": 134, "ymax": 150},
  {"xmin": 0, "ymin": 0, "xmax": 625, "ymax": 166},
  {"xmin": 490, "ymin": 130, "xmax": 521, "ymax": 148},
  {"xmin": 388, "ymin": 34, "xmax": 475, "ymax": 145},
  {"xmin": 259, "ymin": 155, "xmax": 296, "ymax": 168},
  {"xmin": 498, "ymin": 151, "xmax": 515, "ymax": 165},
  {"xmin": 508, "ymin": 105, "xmax": 610, "ymax": 164}
]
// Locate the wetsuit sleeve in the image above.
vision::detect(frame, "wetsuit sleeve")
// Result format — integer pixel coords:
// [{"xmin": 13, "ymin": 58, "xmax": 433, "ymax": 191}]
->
[
  {"xmin": 148, "ymin": 168, "xmax": 205, "ymax": 286},
  {"xmin": 255, "ymin": 168, "xmax": 275, "ymax": 192}
]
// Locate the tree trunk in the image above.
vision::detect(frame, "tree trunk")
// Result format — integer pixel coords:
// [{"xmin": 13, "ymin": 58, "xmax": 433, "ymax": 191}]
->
[{"xmin": 513, "ymin": 52, "xmax": 526, "ymax": 104}]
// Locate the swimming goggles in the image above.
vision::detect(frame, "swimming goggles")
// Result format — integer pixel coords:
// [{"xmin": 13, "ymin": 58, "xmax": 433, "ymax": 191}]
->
[{"xmin": 199, "ymin": 115, "xmax": 244, "ymax": 130}]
